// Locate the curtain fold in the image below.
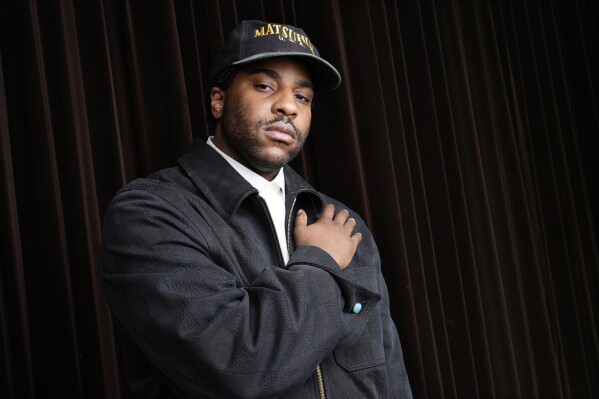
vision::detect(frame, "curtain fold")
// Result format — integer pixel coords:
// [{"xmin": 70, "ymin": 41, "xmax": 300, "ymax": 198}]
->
[
  {"xmin": 0, "ymin": 49, "xmax": 36, "ymax": 399},
  {"xmin": 1, "ymin": 0, "xmax": 597, "ymax": 398}
]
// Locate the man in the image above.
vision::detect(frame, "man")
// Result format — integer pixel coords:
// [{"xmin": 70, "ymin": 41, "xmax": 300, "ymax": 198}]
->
[{"xmin": 102, "ymin": 20, "xmax": 412, "ymax": 398}]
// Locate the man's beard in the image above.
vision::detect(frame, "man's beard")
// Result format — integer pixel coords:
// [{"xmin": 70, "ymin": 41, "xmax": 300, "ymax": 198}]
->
[{"xmin": 220, "ymin": 98, "xmax": 309, "ymax": 174}]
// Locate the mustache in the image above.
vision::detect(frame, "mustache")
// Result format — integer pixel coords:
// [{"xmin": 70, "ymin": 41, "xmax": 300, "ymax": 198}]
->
[{"xmin": 259, "ymin": 115, "xmax": 302, "ymax": 137}]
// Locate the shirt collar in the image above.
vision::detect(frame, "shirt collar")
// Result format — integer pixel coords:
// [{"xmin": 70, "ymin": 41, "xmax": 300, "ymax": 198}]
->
[
  {"xmin": 207, "ymin": 136, "xmax": 285, "ymax": 196},
  {"xmin": 177, "ymin": 138, "xmax": 323, "ymax": 222}
]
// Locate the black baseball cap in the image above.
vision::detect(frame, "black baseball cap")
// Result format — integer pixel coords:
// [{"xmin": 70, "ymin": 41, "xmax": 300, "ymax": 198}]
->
[{"xmin": 209, "ymin": 20, "xmax": 341, "ymax": 92}]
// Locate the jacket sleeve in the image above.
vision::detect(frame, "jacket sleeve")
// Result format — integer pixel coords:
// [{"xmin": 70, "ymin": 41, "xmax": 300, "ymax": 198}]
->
[
  {"xmin": 101, "ymin": 187, "xmax": 379, "ymax": 398},
  {"xmin": 323, "ymin": 204, "xmax": 413, "ymax": 398},
  {"xmin": 377, "ymin": 262, "xmax": 413, "ymax": 398}
]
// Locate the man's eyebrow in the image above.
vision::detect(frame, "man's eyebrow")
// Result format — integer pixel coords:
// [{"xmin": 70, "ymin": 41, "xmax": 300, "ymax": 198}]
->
[
  {"xmin": 248, "ymin": 68, "xmax": 313, "ymax": 89},
  {"xmin": 296, "ymin": 79, "xmax": 313, "ymax": 90}
]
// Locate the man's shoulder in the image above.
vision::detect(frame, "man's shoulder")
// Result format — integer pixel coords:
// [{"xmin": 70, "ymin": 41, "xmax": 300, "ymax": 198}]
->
[
  {"xmin": 319, "ymin": 192, "xmax": 366, "ymax": 223},
  {"xmin": 109, "ymin": 166, "xmax": 200, "ymax": 209}
]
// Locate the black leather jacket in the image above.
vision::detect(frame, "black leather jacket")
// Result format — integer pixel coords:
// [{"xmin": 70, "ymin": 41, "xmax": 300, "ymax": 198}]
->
[{"xmin": 102, "ymin": 139, "xmax": 412, "ymax": 398}]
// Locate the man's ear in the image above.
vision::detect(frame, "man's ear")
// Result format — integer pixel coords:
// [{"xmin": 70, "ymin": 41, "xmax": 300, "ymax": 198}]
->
[{"xmin": 210, "ymin": 87, "xmax": 225, "ymax": 119}]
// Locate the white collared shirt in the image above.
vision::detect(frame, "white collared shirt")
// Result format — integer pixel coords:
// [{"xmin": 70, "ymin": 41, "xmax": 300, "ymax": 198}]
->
[{"xmin": 207, "ymin": 137, "xmax": 289, "ymax": 264}]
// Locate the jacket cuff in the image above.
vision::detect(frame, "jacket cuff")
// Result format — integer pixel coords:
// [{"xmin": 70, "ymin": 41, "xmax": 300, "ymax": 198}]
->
[{"xmin": 286, "ymin": 245, "xmax": 381, "ymax": 314}]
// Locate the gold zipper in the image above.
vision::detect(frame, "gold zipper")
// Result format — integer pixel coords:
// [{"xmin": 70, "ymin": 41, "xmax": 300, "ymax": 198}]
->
[
  {"xmin": 286, "ymin": 197, "xmax": 298, "ymax": 257},
  {"xmin": 287, "ymin": 197, "xmax": 326, "ymax": 399},
  {"xmin": 316, "ymin": 364, "xmax": 326, "ymax": 398}
]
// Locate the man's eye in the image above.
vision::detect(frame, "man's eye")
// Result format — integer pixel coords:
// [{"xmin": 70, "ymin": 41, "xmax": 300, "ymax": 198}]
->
[
  {"xmin": 295, "ymin": 94, "xmax": 311, "ymax": 103},
  {"xmin": 256, "ymin": 84, "xmax": 273, "ymax": 91}
]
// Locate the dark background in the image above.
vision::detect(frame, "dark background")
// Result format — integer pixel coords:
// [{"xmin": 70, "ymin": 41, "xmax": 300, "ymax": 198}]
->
[{"xmin": 1, "ymin": 0, "xmax": 598, "ymax": 398}]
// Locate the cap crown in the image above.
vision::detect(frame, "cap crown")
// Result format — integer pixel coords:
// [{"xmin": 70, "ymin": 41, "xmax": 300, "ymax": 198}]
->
[{"xmin": 210, "ymin": 20, "xmax": 341, "ymax": 92}]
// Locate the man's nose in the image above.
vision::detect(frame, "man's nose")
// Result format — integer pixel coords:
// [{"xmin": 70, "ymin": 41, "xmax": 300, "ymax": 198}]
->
[{"xmin": 272, "ymin": 90, "xmax": 298, "ymax": 118}]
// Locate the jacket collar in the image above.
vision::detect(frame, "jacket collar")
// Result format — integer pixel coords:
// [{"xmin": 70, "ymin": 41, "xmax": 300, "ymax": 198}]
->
[{"xmin": 177, "ymin": 139, "xmax": 323, "ymax": 221}]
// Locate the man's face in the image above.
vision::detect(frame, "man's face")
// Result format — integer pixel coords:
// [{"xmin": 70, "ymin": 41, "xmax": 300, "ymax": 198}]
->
[{"xmin": 211, "ymin": 57, "xmax": 314, "ymax": 180}]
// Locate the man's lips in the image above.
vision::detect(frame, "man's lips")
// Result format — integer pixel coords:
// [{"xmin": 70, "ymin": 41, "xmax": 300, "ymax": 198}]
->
[{"xmin": 264, "ymin": 122, "xmax": 297, "ymax": 144}]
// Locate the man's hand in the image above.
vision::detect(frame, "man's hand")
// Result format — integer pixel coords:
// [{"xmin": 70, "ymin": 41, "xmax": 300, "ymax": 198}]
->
[{"xmin": 293, "ymin": 204, "xmax": 363, "ymax": 270}]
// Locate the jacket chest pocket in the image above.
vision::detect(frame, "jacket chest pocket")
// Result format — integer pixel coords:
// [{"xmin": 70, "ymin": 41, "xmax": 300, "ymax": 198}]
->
[{"xmin": 334, "ymin": 305, "xmax": 386, "ymax": 371}]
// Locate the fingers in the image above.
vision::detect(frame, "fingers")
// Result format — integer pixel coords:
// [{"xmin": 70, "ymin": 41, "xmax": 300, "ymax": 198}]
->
[
  {"xmin": 351, "ymin": 231, "xmax": 363, "ymax": 246},
  {"xmin": 321, "ymin": 205, "xmax": 357, "ymax": 233},
  {"xmin": 296, "ymin": 204, "xmax": 363, "ymax": 269},
  {"xmin": 321, "ymin": 204, "xmax": 350, "ymax": 224},
  {"xmin": 321, "ymin": 204, "xmax": 335, "ymax": 220},
  {"xmin": 343, "ymin": 217, "xmax": 356, "ymax": 234},
  {"xmin": 340, "ymin": 212, "xmax": 362, "ymax": 249},
  {"xmin": 295, "ymin": 209, "xmax": 307, "ymax": 230},
  {"xmin": 334, "ymin": 209, "xmax": 349, "ymax": 225}
]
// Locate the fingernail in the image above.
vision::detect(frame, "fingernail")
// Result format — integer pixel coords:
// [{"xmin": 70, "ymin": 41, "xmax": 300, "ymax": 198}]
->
[{"xmin": 297, "ymin": 209, "xmax": 303, "ymax": 216}]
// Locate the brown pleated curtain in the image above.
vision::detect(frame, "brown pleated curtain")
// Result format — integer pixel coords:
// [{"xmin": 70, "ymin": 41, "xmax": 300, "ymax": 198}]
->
[{"xmin": 1, "ymin": 0, "xmax": 597, "ymax": 398}]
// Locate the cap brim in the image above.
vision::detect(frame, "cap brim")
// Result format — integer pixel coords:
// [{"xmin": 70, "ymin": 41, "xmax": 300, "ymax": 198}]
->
[{"xmin": 232, "ymin": 52, "xmax": 341, "ymax": 92}]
